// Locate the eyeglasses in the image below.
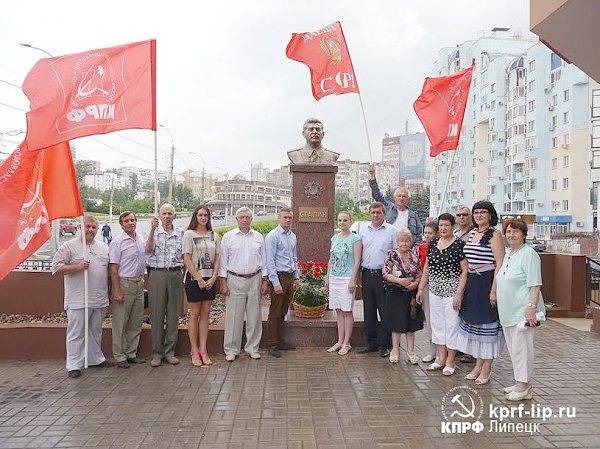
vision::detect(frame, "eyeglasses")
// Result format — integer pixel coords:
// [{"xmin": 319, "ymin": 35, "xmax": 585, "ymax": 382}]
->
[
  {"xmin": 473, "ymin": 210, "xmax": 490, "ymax": 215},
  {"xmin": 456, "ymin": 213, "xmax": 469, "ymax": 217}
]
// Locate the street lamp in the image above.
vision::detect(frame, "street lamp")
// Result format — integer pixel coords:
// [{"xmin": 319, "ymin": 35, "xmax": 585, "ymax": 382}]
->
[
  {"xmin": 108, "ymin": 161, "xmax": 126, "ymax": 223},
  {"xmin": 159, "ymin": 124, "xmax": 175, "ymax": 204},
  {"xmin": 188, "ymin": 152, "xmax": 206, "ymax": 203}
]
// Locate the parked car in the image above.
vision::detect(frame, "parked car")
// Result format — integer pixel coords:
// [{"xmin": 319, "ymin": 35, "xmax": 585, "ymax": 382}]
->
[
  {"xmin": 256, "ymin": 210, "xmax": 267, "ymax": 216},
  {"xmin": 526, "ymin": 239, "xmax": 546, "ymax": 252},
  {"xmin": 58, "ymin": 219, "xmax": 77, "ymax": 236},
  {"xmin": 212, "ymin": 210, "xmax": 225, "ymax": 220}
]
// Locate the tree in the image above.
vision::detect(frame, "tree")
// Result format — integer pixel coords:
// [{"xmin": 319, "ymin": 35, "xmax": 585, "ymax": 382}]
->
[{"xmin": 410, "ymin": 187, "xmax": 430, "ymax": 223}]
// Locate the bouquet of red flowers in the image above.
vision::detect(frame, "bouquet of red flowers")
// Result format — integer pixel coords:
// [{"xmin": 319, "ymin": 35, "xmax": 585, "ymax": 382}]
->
[{"xmin": 294, "ymin": 260, "xmax": 328, "ymax": 307}]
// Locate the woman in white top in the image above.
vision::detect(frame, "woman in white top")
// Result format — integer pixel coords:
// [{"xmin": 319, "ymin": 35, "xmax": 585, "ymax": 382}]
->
[{"xmin": 182, "ymin": 205, "xmax": 220, "ymax": 367}]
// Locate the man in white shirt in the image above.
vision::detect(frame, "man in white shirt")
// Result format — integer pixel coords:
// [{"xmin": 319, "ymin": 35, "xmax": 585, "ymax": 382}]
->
[
  {"xmin": 52, "ymin": 216, "xmax": 112, "ymax": 378},
  {"xmin": 219, "ymin": 207, "xmax": 269, "ymax": 362}
]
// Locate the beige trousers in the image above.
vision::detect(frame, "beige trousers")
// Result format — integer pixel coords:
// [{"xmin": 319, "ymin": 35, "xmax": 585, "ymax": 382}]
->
[
  {"xmin": 503, "ymin": 325, "xmax": 535, "ymax": 383},
  {"xmin": 112, "ymin": 277, "xmax": 145, "ymax": 362},
  {"xmin": 223, "ymin": 274, "xmax": 262, "ymax": 356}
]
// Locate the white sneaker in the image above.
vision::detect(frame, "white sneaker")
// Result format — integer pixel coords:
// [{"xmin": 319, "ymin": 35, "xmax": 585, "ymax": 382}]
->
[
  {"xmin": 249, "ymin": 352, "xmax": 261, "ymax": 359},
  {"xmin": 225, "ymin": 354, "xmax": 235, "ymax": 362},
  {"xmin": 421, "ymin": 354, "xmax": 436, "ymax": 363}
]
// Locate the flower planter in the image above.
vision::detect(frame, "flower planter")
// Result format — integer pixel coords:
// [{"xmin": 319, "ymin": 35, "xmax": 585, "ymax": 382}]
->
[{"xmin": 292, "ymin": 301, "xmax": 327, "ymax": 318}]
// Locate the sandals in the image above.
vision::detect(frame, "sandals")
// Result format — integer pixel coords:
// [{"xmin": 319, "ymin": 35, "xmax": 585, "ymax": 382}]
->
[
  {"xmin": 190, "ymin": 350, "xmax": 202, "ymax": 367},
  {"xmin": 199, "ymin": 350, "xmax": 213, "ymax": 366},
  {"xmin": 475, "ymin": 375, "xmax": 491, "ymax": 385},
  {"xmin": 442, "ymin": 366, "xmax": 456, "ymax": 376},
  {"xmin": 338, "ymin": 345, "xmax": 351, "ymax": 356},
  {"xmin": 389, "ymin": 351, "xmax": 399, "ymax": 363},
  {"xmin": 464, "ymin": 370, "xmax": 482, "ymax": 380},
  {"xmin": 327, "ymin": 343, "xmax": 343, "ymax": 353},
  {"xmin": 505, "ymin": 387, "xmax": 533, "ymax": 401},
  {"xmin": 426, "ymin": 362, "xmax": 444, "ymax": 371}
]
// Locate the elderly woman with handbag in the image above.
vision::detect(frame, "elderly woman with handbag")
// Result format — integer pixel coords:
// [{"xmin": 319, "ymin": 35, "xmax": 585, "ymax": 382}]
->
[{"xmin": 495, "ymin": 218, "xmax": 545, "ymax": 401}]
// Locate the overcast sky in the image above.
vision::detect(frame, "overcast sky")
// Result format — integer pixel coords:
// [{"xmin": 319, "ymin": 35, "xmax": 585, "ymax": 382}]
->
[{"xmin": 0, "ymin": 1, "xmax": 531, "ymax": 178}]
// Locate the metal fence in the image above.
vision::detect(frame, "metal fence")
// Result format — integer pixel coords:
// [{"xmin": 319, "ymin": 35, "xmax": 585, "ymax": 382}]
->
[
  {"xmin": 586, "ymin": 256, "xmax": 600, "ymax": 307},
  {"xmin": 16, "ymin": 259, "xmax": 52, "ymax": 271}
]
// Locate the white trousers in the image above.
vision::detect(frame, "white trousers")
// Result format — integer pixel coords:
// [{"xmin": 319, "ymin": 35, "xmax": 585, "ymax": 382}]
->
[
  {"xmin": 421, "ymin": 289, "xmax": 436, "ymax": 356},
  {"xmin": 223, "ymin": 274, "xmax": 262, "ymax": 356},
  {"xmin": 503, "ymin": 325, "xmax": 535, "ymax": 384},
  {"xmin": 66, "ymin": 307, "xmax": 106, "ymax": 371},
  {"xmin": 429, "ymin": 291, "xmax": 460, "ymax": 350}
]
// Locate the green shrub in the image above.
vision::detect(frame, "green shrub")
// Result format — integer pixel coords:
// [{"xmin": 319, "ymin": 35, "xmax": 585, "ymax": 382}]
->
[{"xmin": 214, "ymin": 219, "xmax": 279, "ymax": 238}]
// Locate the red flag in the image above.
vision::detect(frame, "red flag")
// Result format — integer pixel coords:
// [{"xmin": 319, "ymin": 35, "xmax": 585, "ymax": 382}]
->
[
  {"xmin": 22, "ymin": 39, "xmax": 156, "ymax": 150},
  {"xmin": 0, "ymin": 142, "xmax": 83, "ymax": 281},
  {"xmin": 286, "ymin": 21, "xmax": 359, "ymax": 101},
  {"xmin": 413, "ymin": 62, "xmax": 474, "ymax": 157}
]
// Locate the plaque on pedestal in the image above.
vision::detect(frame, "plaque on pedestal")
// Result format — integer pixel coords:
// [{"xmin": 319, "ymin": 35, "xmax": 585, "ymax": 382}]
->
[{"xmin": 290, "ymin": 164, "xmax": 338, "ymax": 262}]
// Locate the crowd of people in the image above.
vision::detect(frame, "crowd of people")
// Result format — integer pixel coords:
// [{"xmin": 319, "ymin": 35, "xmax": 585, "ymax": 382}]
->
[{"xmin": 52, "ymin": 164, "xmax": 545, "ymax": 402}]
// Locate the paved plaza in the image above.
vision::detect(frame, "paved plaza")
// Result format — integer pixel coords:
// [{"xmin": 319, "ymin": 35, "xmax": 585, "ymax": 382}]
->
[{"xmin": 0, "ymin": 320, "xmax": 599, "ymax": 449}]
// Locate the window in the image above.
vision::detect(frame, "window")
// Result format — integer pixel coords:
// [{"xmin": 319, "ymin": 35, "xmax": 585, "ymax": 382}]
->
[
  {"xmin": 552, "ymin": 136, "xmax": 558, "ymax": 148},
  {"xmin": 490, "ymin": 118, "xmax": 495, "ymax": 130},
  {"xmin": 562, "ymin": 200, "xmax": 569, "ymax": 211},
  {"xmin": 481, "ymin": 70, "xmax": 487, "ymax": 87},
  {"xmin": 563, "ymin": 178, "xmax": 569, "ymax": 190},
  {"xmin": 472, "ymin": 158, "xmax": 476, "ymax": 167},
  {"xmin": 530, "ymin": 158, "xmax": 538, "ymax": 170},
  {"xmin": 563, "ymin": 89, "xmax": 570, "ymax": 102},
  {"xmin": 551, "ymin": 179, "xmax": 557, "ymax": 190},
  {"xmin": 552, "ymin": 94, "xmax": 557, "ymax": 106},
  {"xmin": 593, "ymin": 90, "xmax": 600, "ymax": 118},
  {"xmin": 491, "ymin": 83, "xmax": 496, "ymax": 93},
  {"xmin": 563, "ymin": 134, "xmax": 570, "ymax": 146},
  {"xmin": 473, "ymin": 78, "xmax": 477, "ymax": 88},
  {"xmin": 527, "ymin": 201, "xmax": 535, "ymax": 212},
  {"xmin": 528, "ymin": 100, "xmax": 535, "ymax": 112},
  {"xmin": 551, "ymin": 115, "xmax": 557, "ymax": 128},
  {"xmin": 529, "ymin": 60, "xmax": 536, "ymax": 72},
  {"xmin": 552, "ymin": 201, "xmax": 560, "ymax": 212},
  {"xmin": 529, "ymin": 178, "xmax": 537, "ymax": 190},
  {"xmin": 528, "ymin": 121, "xmax": 535, "ymax": 132},
  {"xmin": 563, "ymin": 155, "xmax": 570, "ymax": 167},
  {"xmin": 552, "ymin": 158, "xmax": 558, "ymax": 169},
  {"xmin": 490, "ymin": 100, "xmax": 495, "ymax": 109},
  {"xmin": 528, "ymin": 80, "xmax": 535, "ymax": 92},
  {"xmin": 563, "ymin": 112, "xmax": 569, "ymax": 124}
]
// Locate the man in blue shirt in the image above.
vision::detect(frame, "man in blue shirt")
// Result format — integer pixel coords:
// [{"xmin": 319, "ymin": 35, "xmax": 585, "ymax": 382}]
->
[
  {"xmin": 359, "ymin": 202, "xmax": 397, "ymax": 357},
  {"xmin": 265, "ymin": 207, "xmax": 300, "ymax": 358}
]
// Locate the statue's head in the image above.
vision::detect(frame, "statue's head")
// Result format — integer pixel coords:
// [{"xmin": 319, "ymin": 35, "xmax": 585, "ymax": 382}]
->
[{"xmin": 302, "ymin": 118, "xmax": 324, "ymax": 145}]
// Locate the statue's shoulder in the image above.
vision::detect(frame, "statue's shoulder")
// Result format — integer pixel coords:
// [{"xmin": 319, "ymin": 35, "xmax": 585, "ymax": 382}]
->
[
  {"xmin": 323, "ymin": 148, "xmax": 340, "ymax": 162},
  {"xmin": 287, "ymin": 147, "xmax": 306, "ymax": 163}
]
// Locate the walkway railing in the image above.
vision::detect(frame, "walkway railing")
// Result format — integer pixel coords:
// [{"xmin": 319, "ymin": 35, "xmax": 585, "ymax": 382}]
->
[{"xmin": 586, "ymin": 256, "xmax": 600, "ymax": 307}]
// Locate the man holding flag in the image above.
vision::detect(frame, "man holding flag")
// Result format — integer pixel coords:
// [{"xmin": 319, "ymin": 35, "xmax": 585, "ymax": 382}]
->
[{"xmin": 52, "ymin": 216, "xmax": 112, "ymax": 378}]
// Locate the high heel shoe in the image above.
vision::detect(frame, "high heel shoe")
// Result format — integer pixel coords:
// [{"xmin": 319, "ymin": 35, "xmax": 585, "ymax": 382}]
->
[
  {"xmin": 199, "ymin": 350, "xmax": 213, "ymax": 367},
  {"xmin": 327, "ymin": 343, "xmax": 343, "ymax": 353},
  {"xmin": 505, "ymin": 387, "xmax": 533, "ymax": 401},
  {"xmin": 190, "ymin": 351, "xmax": 203, "ymax": 367},
  {"xmin": 475, "ymin": 375, "xmax": 491, "ymax": 385},
  {"xmin": 464, "ymin": 370, "xmax": 481, "ymax": 380}
]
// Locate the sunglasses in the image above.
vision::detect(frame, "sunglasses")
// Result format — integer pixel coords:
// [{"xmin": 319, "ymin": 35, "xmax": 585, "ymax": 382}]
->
[{"xmin": 456, "ymin": 213, "xmax": 469, "ymax": 217}]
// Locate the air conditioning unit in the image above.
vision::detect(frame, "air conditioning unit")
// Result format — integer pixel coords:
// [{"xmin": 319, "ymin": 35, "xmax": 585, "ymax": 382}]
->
[
  {"xmin": 576, "ymin": 221, "xmax": 585, "ymax": 227},
  {"xmin": 548, "ymin": 105, "xmax": 554, "ymax": 111},
  {"xmin": 498, "ymin": 101, "xmax": 504, "ymax": 106},
  {"xmin": 498, "ymin": 151, "xmax": 504, "ymax": 156},
  {"xmin": 549, "ymin": 126, "xmax": 555, "ymax": 131},
  {"xmin": 498, "ymin": 137, "xmax": 504, "ymax": 142},
  {"xmin": 537, "ymin": 202, "xmax": 544, "ymax": 207},
  {"xmin": 544, "ymin": 87, "xmax": 551, "ymax": 93},
  {"xmin": 498, "ymin": 176, "xmax": 505, "ymax": 180},
  {"xmin": 561, "ymin": 144, "xmax": 569, "ymax": 149}
]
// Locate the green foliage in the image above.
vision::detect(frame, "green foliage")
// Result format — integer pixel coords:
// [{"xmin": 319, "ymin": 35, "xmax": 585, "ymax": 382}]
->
[
  {"xmin": 410, "ymin": 187, "xmax": 431, "ymax": 223},
  {"xmin": 214, "ymin": 220, "xmax": 279, "ymax": 238}
]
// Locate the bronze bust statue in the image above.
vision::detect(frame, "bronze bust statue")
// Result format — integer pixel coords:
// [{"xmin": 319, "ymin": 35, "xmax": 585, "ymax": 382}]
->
[{"xmin": 287, "ymin": 118, "xmax": 340, "ymax": 164}]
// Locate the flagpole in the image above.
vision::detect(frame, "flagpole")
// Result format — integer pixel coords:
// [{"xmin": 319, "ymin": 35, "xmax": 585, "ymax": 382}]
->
[
  {"xmin": 80, "ymin": 215, "xmax": 89, "ymax": 369},
  {"xmin": 153, "ymin": 130, "xmax": 158, "ymax": 214},
  {"xmin": 437, "ymin": 149, "xmax": 458, "ymax": 216},
  {"xmin": 357, "ymin": 94, "xmax": 373, "ymax": 162}
]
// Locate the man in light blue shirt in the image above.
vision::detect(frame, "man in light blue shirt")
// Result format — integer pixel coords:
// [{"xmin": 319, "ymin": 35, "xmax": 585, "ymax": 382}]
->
[
  {"xmin": 265, "ymin": 208, "xmax": 300, "ymax": 358},
  {"xmin": 359, "ymin": 202, "xmax": 397, "ymax": 357}
]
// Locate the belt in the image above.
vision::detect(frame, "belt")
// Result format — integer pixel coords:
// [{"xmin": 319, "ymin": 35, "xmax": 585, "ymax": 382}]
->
[
  {"xmin": 362, "ymin": 268, "xmax": 382, "ymax": 274},
  {"xmin": 148, "ymin": 266, "xmax": 182, "ymax": 272},
  {"xmin": 227, "ymin": 270, "xmax": 261, "ymax": 279},
  {"xmin": 121, "ymin": 276, "xmax": 144, "ymax": 281}
]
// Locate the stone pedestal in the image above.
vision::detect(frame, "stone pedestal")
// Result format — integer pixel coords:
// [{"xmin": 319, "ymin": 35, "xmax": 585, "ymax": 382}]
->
[{"xmin": 290, "ymin": 164, "xmax": 338, "ymax": 262}]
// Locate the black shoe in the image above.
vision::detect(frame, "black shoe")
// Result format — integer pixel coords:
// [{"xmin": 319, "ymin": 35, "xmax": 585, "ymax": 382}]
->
[
  {"xmin": 127, "ymin": 356, "xmax": 146, "ymax": 364},
  {"xmin": 269, "ymin": 348, "xmax": 282, "ymax": 358},
  {"xmin": 90, "ymin": 360, "xmax": 114, "ymax": 368},
  {"xmin": 380, "ymin": 349, "xmax": 391, "ymax": 358},
  {"xmin": 278, "ymin": 342, "xmax": 296, "ymax": 351},
  {"xmin": 116, "ymin": 360, "xmax": 130, "ymax": 369},
  {"xmin": 358, "ymin": 346, "xmax": 378, "ymax": 354},
  {"xmin": 67, "ymin": 370, "xmax": 81, "ymax": 378}
]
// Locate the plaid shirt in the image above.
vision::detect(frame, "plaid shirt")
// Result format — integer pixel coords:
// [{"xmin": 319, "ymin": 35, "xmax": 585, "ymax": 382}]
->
[{"xmin": 147, "ymin": 225, "xmax": 184, "ymax": 268}]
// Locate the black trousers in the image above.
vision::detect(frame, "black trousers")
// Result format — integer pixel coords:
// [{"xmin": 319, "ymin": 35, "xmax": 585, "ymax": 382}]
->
[{"xmin": 361, "ymin": 269, "xmax": 390, "ymax": 350}]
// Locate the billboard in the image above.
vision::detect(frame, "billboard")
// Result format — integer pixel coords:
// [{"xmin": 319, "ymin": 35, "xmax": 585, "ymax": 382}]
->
[{"xmin": 399, "ymin": 133, "xmax": 428, "ymax": 180}]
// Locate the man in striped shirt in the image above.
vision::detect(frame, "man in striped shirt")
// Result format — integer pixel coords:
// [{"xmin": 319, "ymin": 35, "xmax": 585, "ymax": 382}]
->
[{"xmin": 146, "ymin": 203, "xmax": 184, "ymax": 367}]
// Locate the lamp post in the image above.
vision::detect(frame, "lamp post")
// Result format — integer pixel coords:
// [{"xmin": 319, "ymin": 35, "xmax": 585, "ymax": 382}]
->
[
  {"xmin": 188, "ymin": 152, "xmax": 206, "ymax": 203},
  {"xmin": 159, "ymin": 124, "xmax": 175, "ymax": 204},
  {"xmin": 108, "ymin": 161, "xmax": 126, "ymax": 224}
]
